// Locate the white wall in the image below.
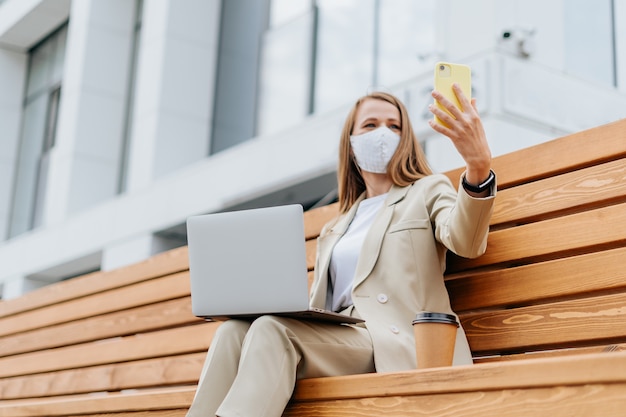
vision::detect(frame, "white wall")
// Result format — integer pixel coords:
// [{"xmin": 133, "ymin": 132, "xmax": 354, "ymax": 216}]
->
[
  {"xmin": 44, "ymin": 0, "xmax": 136, "ymax": 225},
  {"xmin": 0, "ymin": 0, "xmax": 70, "ymax": 48}
]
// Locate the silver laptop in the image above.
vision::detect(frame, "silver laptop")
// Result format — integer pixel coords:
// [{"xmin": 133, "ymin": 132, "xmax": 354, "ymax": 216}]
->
[{"xmin": 186, "ymin": 204, "xmax": 364, "ymax": 325}]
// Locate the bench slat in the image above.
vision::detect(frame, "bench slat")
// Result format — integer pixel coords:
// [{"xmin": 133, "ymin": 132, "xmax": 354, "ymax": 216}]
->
[
  {"xmin": 2, "ymin": 352, "xmax": 625, "ymax": 417},
  {"xmin": 286, "ymin": 384, "xmax": 626, "ymax": 417},
  {"xmin": 82, "ymin": 412, "xmax": 186, "ymax": 417},
  {"xmin": 0, "ymin": 353, "xmax": 204, "ymax": 400},
  {"xmin": 292, "ymin": 351, "xmax": 626, "ymax": 400},
  {"xmin": 0, "ymin": 272, "xmax": 191, "ymax": 338},
  {"xmin": 491, "ymin": 158, "xmax": 626, "ymax": 227},
  {"xmin": 0, "ymin": 247, "xmax": 189, "ymax": 319},
  {"xmin": 445, "ymin": 118, "xmax": 626, "ymax": 189},
  {"xmin": 0, "ymin": 386, "xmax": 195, "ymax": 417},
  {"xmin": 475, "ymin": 343, "xmax": 626, "ymax": 363},
  {"xmin": 0, "ymin": 297, "xmax": 199, "ymax": 358},
  {"xmin": 449, "ymin": 202, "xmax": 626, "ymax": 272},
  {"xmin": 304, "ymin": 203, "xmax": 338, "ymax": 239},
  {"xmin": 0, "ymin": 322, "xmax": 218, "ymax": 379},
  {"xmin": 462, "ymin": 291, "xmax": 626, "ymax": 355},
  {"xmin": 447, "ymin": 246, "xmax": 626, "ymax": 312}
]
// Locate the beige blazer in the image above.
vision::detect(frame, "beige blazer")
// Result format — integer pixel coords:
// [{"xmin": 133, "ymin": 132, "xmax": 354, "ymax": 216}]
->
[{"xmin": 309, "ymin": 174, "xmax": 495, "ymax": 373}]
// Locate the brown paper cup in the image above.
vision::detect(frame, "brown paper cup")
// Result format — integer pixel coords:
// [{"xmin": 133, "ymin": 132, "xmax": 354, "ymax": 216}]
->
[{"xmin": 412, "ymin": 312, "xmax": 459, "ymax": 369}]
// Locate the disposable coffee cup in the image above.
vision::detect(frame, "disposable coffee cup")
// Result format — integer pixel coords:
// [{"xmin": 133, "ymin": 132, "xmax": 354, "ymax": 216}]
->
[{"xmin": 412, "ymin": 312, "xmax": 459, "ymax": 369}]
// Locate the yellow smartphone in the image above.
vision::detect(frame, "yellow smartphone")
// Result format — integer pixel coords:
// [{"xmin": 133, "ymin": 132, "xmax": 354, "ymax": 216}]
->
[{"xmin": 433, "ymin": 62, "xmax": 471, "ymax": 126}]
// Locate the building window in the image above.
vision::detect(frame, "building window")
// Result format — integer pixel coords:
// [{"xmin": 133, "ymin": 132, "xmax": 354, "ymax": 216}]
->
[
  {"xmin": 8, "ymin": 24, "xmax": 67, "ymax": 238},
  {"xmin": 117, "ymin": 0, "xmax": 144, "ymax": 194},
  {"xmin": 256, "ymin": 0, "xmax": 436, "ymax": 135},
  {"xmin": 257, "ymin": 0, "xmax": 315, "ymax": 136},
  {"xmin": 313, "ymin": 0, "xmax": 376, "ymax": 114},
  {"xmin": 376, "ymin": 0, "xmax": 435, "ymax": 87}
]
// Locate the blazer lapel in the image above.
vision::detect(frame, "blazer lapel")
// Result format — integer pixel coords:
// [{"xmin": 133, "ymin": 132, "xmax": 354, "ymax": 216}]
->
[
  {"xmin": 310, "ymin": 194, "xmax": 365, "ymax": 309},
  {"xmin": 352, "ymin": 184, "xmax": 411, "ymax": 290}
]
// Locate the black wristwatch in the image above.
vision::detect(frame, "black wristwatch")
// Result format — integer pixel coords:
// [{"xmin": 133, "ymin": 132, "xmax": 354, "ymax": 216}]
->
[{"xmin": 462, "ymin": 170, "xmax": 496, "ymax": 194}]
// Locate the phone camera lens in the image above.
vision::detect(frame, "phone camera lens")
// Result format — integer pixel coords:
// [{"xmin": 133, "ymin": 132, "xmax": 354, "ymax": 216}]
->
[{"xmin": 439, "ymin": 65, "xmax": 445, "ymax": 71}]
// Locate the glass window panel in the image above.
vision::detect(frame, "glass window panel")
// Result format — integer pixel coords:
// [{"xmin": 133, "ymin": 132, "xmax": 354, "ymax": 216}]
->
[
  {"xmin": 9, "ymin": 24, "xmax": 67, "ymax": 238},
  {"xmin": 564, "ymin": 0, "xmax": 614, "ymax": 86},
  {"xmin": 269, "ymin": 0, "xmax": 312, "ymax": 27},
  {"xmin": 377, "ymin": 0, "xmax": 435, "ymax": 87},
  {"xmin": 43, "ymin": 87, "xmax": 61, "ymax": 152},
  {"xmin": 26, "ymin": 41, "xmax": 54, "ymax": 99},
  {"xmin": 31, "ymin": 151, "xmax": 51, "ymax": 228},
  {"xmin": 314, "ymin": 0, "xmax": 375, "ymax": 113},
  {"xmin": 257, "ymin": 11, "xmax": 314, "ymax": 136},
  {"xmin": 51, "ymin": 25, "xmax": 68, "ymax": 85},
  {"xmin": 9, "ymin": 95, "xmax": 48, "ymax": 237},
  {"xmin": 118, "ymin": 0, "xmax": 144, "ymax": 193}
]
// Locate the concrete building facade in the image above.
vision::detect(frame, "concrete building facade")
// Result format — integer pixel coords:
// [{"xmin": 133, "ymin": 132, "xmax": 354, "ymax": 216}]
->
[{"xmin": 1, "ymin": 0, "xmax": 625, "ymax": 298}]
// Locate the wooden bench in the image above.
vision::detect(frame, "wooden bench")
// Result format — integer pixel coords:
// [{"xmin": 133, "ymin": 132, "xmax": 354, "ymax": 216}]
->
[{"xmin": 1, "ymin": 118, "xmax": 626, "ymax": 416}]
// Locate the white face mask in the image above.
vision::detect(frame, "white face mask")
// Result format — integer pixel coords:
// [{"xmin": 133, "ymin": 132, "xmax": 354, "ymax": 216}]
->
[{"xmin": 350, "ymin": 126, "xmax": 400, "ymax": 173}]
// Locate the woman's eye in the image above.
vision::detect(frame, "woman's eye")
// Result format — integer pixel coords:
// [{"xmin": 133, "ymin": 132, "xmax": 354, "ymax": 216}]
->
[
  {"xmin": 364, "ymin": 123, "xmax": 376, "ymax": 128},
  {"xmin": 390, "ymin": 124, "xmax": 401, "ymax": 130}
]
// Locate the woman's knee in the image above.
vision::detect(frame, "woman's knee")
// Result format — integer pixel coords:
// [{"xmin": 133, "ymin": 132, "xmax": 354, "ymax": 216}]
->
[
  {"xmin": 249, "ymin": 315, "xmax": 293, "ymax": 333},
  {"xmin": 245, "ymin": 315, "xmax": 298, "ymax": 348},
  {"xmin": 213, "ymin": 319, "xmax": 251, "ymax": 347}
]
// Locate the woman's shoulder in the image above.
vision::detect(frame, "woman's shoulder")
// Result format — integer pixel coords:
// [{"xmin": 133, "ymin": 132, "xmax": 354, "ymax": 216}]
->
[{"xmin": 410, "ymin": 173, "xmax": 455, "ymax": 191}]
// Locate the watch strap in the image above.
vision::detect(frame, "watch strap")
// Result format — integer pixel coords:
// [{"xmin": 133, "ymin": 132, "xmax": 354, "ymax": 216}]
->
[{"xmin": 462, "ymin": 170, "xmax": 495, "ymax": 193}]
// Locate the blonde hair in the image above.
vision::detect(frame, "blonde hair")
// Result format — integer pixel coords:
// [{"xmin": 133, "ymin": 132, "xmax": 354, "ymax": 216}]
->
[{"xmin": 337, "ymin": 91, "xmax": 432, "ymax": 213}]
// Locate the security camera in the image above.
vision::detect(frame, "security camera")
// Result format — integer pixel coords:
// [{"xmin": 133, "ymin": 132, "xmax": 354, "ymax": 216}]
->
[{"xmin": 498, "ymin": 27, "xmax": 536, "ymax": 58}]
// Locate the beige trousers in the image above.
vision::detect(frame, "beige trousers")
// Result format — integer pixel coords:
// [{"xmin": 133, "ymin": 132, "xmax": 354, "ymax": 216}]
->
[{"xmin": 186, "ymin": 315, "xmax": 375, "ymax": 417}]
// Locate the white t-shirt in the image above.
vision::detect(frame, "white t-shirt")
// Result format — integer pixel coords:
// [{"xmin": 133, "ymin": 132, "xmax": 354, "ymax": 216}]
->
[{"xmin": 329, "ymin": 193, "xmax": 387, "ymax": 312}]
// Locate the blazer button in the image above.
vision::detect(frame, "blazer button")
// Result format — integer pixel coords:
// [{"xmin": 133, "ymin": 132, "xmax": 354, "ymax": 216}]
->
[
  {"xmin": 377, "ymin": 293, "xmax": 389, "ymax": 304},
  {"xmin": 390, "ymin": 325, "xmax": 400, "ymax": 334}
]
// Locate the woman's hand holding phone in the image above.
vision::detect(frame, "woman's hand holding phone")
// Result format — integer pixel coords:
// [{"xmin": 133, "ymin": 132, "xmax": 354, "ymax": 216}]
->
[{"xmin": 428, "ymin": 66, "xmax": 491, "ymax": 187}]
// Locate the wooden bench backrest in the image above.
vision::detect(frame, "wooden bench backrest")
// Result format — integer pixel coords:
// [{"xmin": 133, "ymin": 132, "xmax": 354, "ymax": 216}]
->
[
  {"xmin": 0, "ymin": 119, "xmax": 624, "ymax": 405},
  {"xmin": 0, "ymin": 246, "xmax": 213, "ymax": 401},
  {"xmin": 445, "ymin": 118, "xmax": 626, "ymax": 360},
  {"xmin": 310, "ymin": 118, "xmax": 626, "ymax": 360}
]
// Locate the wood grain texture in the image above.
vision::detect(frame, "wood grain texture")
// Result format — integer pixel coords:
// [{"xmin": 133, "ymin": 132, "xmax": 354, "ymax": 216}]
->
[
  {"xmin": 461, "ymin": 292, "xmax": 626, "ymax": 354},
  {"xmin": 0, "ymin": 386, "xmax": 195, "ymax": 417},
  {"xmin": 286, "ymin": 384, "xmax": 626, "ymax": 417},
  {"xmin": 0, "ymin": 296, "xmax": 200, "ymax": 358},
  {"xmin": 490, "ymin": 158, "xmax": 626, "ymax": 226},
  {"xmin": 447, "ymin": 247, "xmax": 626, "ymax": 312},
  {"xmin": 304, "ymin": 203, "xmax": 338, "ymax": 239},
  {"xmin": 0, "ymin": 272, "xmax": 192, "ymax": 338},
  {"xmin": 292, "ymin": 352, "xmax": 626, "ymax": 401},
  {"xmin": 0, "ymin": 246, "xmax": 190, "ymax": 319},
  {"xmin": 0, "ymin": 322, "xmax": 218, "ymax": 379},
  {"xmin": 445, "ymin": 118, "xmax": 626, "ymax": 189},
  {"xmin": 2, "ymin": 352, "xmax": 626, "ymax": 416},
  {"xmin": 474, "ymin": 343, "xmax": 626, "ymax": 363},
  {"xmin": 0, "ymin": 353, "xmax": 205, "ymax": 400},
  {"xmin": 448, "ymin": 202, "xmax": 626, "ymax": 272},
  {"xmin": 75, "ymin": 412, "xmax": 187, "ymax": 417}
]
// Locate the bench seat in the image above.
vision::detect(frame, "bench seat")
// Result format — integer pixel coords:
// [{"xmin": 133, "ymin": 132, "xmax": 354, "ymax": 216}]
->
[
  {"xmin": 1, "ymin": 118, "xmax": 625, "ymax": 416},
  {"xmin": 3, "ymin": 351, "xmax": 626, "ymax": 416}
]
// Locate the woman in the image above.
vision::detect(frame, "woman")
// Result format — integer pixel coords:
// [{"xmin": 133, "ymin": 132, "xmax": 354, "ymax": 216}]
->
[{"xmin": 186, "ymin": 84, "xmax": 495, "ymax": 417}]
